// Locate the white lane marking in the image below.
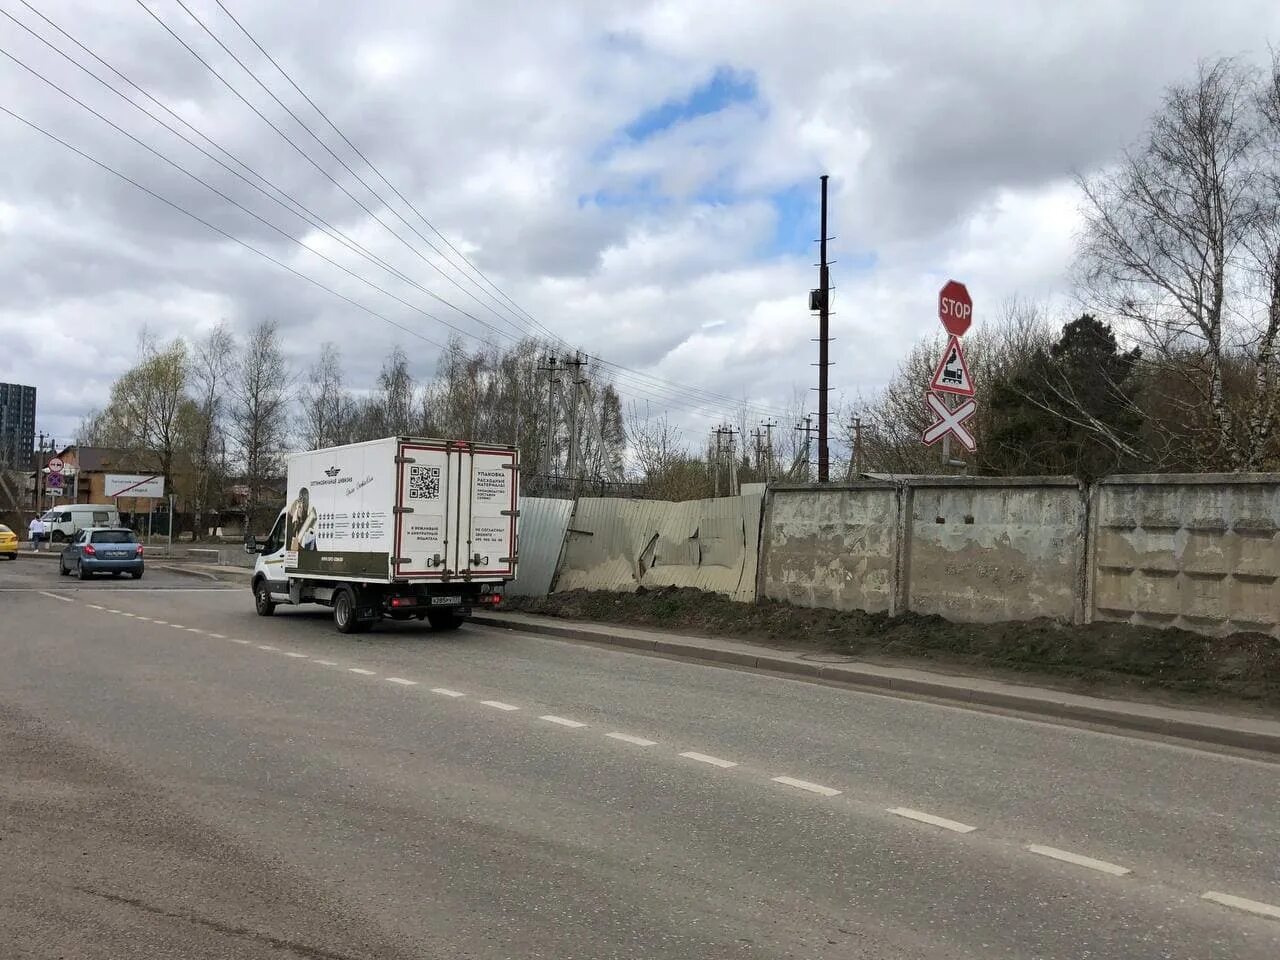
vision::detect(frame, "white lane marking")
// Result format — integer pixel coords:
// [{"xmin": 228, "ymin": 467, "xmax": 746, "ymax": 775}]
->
[
  {"xmin": 607, "ymin": 732, "xmax": 658, "ymax": 747},
  {"xmin": 349, "ymin": 668, "xmax": 376, "ymax": 676},
  {"xmin": 481, "ymin": 700, "xmax": 519, "ymax": 711},
  {"xmin": 772, "ymin": 776, "xmax": 842, "ymax": 797},
  {"xmin": 283, "ymin": 652, "xmax": 309, "ymax": 659},
  {"xmin": 185, "ymin": 628, "xmax": 204, "ymax": 634},
  {"xmin": 152, "ymin": 619, "xmax": 168, "ymax": 625},
  {"xmin": 680, "ymin": 751, "xmax": 738, "ymax": 769},
  {"xmin": 207, "ymin": 632, "xmax": 225, "ymax": 639},
  {"xmin": 1027, "ymin": 844, "xmax": 1131, "ymax": 876},
  {"xmin": 38, "ymin": 591, "xmax": 74, "ymax": 603},
  {"xmin": 313, "ymin": 659, "xmax": 338, "ymax": 666},
  {"xmin": 888, "ymin": 807, "xmax": 977, "ymax": 833},
  {"xmin": 540, "ymin": 715, "xmax": 586, "ymax": 728},
  {"xmin": 170, "ymin": 624, "xmax": 187, "ymax": 629},
  {"xmin": 86, "ymin": 603, "xmax": 105, "ymax": 610},
  {"xmin": 257, "ymin": 644, "xmax": 278, "ymax": 651},
  {"xmin": 105, "ymin": 608, "xmax": 121, "ymax": 614},
  {"xmin": 386, "ymin": 677, "xmax": 417, "ymax": 686},
  {"xmin": 432, "ymin": 687, "xmax": 465, "ymax": 697},
  {"xmin": 119, "ymin": 612, "xmax": 137, "ymax": 618},
  {"xmin": 1201, "ymin": 891, "xmax": 1280, "ymax": 920}
]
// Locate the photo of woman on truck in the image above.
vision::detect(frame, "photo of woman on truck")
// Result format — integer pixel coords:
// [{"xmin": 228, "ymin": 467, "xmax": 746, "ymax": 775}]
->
[{"xmin": 287, "ymin": 486, "xmax": 318, "ymax": 552}]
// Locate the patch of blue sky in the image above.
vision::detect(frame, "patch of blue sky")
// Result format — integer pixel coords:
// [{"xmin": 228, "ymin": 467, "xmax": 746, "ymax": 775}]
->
[{"xmin": 622, "ymin": 66, "xmax": 758, "ymax": 142}]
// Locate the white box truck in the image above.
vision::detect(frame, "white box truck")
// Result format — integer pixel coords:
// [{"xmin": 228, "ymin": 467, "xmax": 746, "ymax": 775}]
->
[{"xmin": 246, "ymin": 437, "xmax": 519, "ymax": 633}]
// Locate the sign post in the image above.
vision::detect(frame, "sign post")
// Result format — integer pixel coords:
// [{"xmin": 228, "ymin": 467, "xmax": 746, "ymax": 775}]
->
[{"xmin": 928, "ymin": 280, "xmax": 975, "ymax": 468}]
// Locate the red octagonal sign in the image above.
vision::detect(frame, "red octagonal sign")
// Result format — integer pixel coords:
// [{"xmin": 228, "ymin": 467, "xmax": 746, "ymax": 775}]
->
[{"xmin": 938, "ymin": 280, "xmax": 973, "ymax": 337}]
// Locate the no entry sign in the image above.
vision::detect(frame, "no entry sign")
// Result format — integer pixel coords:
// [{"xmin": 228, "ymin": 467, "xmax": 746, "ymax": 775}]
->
[{"xmin": 938, "ymin": 280, "xmax": 972, "ymax": 337}]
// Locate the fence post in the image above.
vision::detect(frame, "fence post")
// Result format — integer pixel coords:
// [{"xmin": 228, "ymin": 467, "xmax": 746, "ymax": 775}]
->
[{"xmin": 892, "ymin": 481, "xmax": 913, "ymax": 617}]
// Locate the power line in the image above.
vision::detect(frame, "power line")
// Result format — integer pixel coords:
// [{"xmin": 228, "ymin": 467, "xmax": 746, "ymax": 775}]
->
[{"xmin": 185, "ymin": 0, "xmax": 794, "ymax": 421}]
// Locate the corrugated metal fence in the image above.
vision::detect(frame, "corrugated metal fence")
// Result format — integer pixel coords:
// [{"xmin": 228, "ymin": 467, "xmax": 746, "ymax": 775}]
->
[{"xmin": 507, "ymin": 496, "xmax": 574, "ymax": 597}]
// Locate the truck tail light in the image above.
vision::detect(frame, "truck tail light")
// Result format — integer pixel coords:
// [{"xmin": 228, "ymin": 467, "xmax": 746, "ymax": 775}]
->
[{"xmin": 390, "ymin": 596, "xmax": 410, "ymax": 607}]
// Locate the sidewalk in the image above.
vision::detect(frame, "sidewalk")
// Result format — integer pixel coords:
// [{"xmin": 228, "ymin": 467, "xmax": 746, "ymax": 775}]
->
[{"xmin": 471, "ymin": 610, "xmax": 1280, "ymax": 756}]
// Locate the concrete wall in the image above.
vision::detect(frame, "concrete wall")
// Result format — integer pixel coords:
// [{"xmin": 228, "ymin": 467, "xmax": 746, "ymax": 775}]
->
[
  {"xmin": 555, "ymin": 493, "xmax": 762, "ymax": 602},
  {"xmin": 1088, "ymin": 474, "xmax": 1280, "ymax": 637},
  {"xmin": 760, "ymin": 483, "xmax": 901, "ymax": 613},
  {"xmin": 904, "ymin": 478, "xmax": 1085, "ymax": 623}
]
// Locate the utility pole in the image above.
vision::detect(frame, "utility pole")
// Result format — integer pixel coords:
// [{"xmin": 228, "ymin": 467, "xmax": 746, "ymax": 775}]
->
[
  {"xmin": 537, "ymin": 355, "xmax": 560, "ymax": 492},
  {"xmin": 845, "ymin": 415, "xmax": 863, "ymax": 480},
  {"xmin": 563, "ymin": 352, "xmax": 587, "ymax": 497},
  {"xmin": 761, "ymin": 419, "xmax": 777, "ymax": 482},
  {"xmin": 711, "ymin": 426, "xmax": 724, "ymax": 498},
  {"xmin": 726, "ymin": 426, "xmax": 740, "ymax": 496},
  {"xmin": 34, "ymin": 431, "xmax": 45, "ymax": 511},
  {"xmin": 812, "ymin": 174, "xmax": 832, "ymax": 483},
  {"xmin": 795, "ymin": 416, "xmax": 816, "ymax": 481},
  {"xmin": 751, "ymin": 428, "xmax": 763, "ymax": 475}
]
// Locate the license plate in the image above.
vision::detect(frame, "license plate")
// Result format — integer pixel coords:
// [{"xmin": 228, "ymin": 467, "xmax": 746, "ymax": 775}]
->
[
  {"xmin": 107, "ymin": 551, "xmax": 130, "ymax": 559},
  {"xmin": 431, "ymin": 596, "xmax": 462, "ymax": 606}
]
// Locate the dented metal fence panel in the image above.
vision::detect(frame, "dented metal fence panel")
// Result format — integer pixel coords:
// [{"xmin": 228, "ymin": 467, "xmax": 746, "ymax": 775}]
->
[
  {"xmin": 555, "ymin": 493, "xmax": 763, "ymax": 602},
  {"xmin": 505, "ymin": 496, "xmax": 574, "ymax": 597}
]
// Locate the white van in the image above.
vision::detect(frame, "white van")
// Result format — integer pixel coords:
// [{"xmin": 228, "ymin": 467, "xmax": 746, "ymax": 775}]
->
[{"xmin": 41, "ymin": 504, "xmax": 121, "ymax": 542}]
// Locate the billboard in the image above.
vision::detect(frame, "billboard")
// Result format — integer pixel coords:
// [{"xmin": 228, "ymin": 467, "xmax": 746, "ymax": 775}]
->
[{"xmin": 104, "ymin": 474, "xmax": 165, "ymax": 498}]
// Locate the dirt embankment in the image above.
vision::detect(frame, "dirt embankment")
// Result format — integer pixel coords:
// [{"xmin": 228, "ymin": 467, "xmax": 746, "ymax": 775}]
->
[{"xmin": 503, "ymin": 587, "xmax": 1280, "ymax": 709}]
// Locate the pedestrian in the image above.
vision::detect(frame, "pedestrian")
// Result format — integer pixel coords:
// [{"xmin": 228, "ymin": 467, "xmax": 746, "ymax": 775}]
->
[{"xmin": 28, "ymin": 514, "xmax": 46, "ymax": 552}]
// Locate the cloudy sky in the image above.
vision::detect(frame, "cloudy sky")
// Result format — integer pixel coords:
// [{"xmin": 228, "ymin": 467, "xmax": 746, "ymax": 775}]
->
[{"xmin": 3, "ymin": 0, "xmax": 1280, "ymax": 446}]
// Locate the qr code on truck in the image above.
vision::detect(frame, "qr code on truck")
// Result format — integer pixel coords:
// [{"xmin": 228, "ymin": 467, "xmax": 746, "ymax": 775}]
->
[{"xmin": 407, "ymin": 464, "xmax": 441, "ymax": 500}]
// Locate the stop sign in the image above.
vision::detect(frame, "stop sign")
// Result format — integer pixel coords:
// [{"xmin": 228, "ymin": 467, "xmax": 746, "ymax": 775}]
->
[{"xmin": 938, "ymin": 280, "xmax": 973, "ymax": 337}]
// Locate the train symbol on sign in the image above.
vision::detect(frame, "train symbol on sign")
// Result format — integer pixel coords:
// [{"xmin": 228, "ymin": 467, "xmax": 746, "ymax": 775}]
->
[{"xmin": 928, "ymin": 335, "xmax": 974, "ymax": 397}]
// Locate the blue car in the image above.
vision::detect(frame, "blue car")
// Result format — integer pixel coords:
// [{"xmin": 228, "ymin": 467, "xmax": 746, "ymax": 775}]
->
[{"xmin": 60, "ymin": 527, "xmax": 145, "ymax": 580}]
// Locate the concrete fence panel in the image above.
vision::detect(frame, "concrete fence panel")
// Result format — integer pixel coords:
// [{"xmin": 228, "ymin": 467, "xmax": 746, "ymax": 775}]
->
[
  {"xmin": 903, "ymin": 478, "xmax": 1085, "ymax": 623},
  {"xmin": 760, "ymin": 483, "xmax": 901, "ymax": 613},
  {"xmin": 1089, "ymin": 474, "xmax": 1280, "ymax": 637}
]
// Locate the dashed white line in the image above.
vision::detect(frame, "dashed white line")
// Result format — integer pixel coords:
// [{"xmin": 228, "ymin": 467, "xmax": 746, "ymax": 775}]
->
[
  {"xmin": 170, "ymin": 624, "xmax": 187, "ymax": 630},
  {"xmin": 185, "ymin": 628, "xmax": 204, "ymax": 634},
  {"xmin": 207, "ymin": 632, "xmax": 225, "ymax": 639},
  {"xmin": 349, "ymin": 668, "xmax": 376, "ymax": 676},
  {"xmin": 540, "ymin": 715, "xmax": 586, "ymax": 728},
  {"xmin": 431, "ymin": 687, "xmax": 465, "ymax": 697},
  {"xmin": 119, "ymin": 612, "xmax": 137, "ymax": 618},
  {"xmin": 1027, "ymin": 844, "xmax": 1131, "ymax": 876},
  {"xmin": 772, "ymin": 776, "xmax": 841, "ymax": 797},
  {"xmin": 607, "ymin": 732, "xmax": 658, "ymax": 746},
  {"xmin": 230, "ymin": 638, "xmax": 252, "ymax": 645},
  {"xmin": 38, "ymin": 591, "xmax": 74, "ymax": 603},
  {"xmin": 86, "ymin": 603, "xmax": 105, "ymax": 610},
  {"xmin": 888, "ymin": 807, "xmax": 977, "ymax": 833},
  {"xmin": 151, "ymin": 620, "xmax": 168, "ymax": 625},
  {"xmin": 1201, "ymin": 891, "xmax": 1280, "ymax": 920},
  {"xmin": 105, "ymin": 608, "xmax": 121, "ymax": 614},
  {"xmin": 386, "ymin": 677, "xmax": 417, "ymax": 686},
  {"xmin": 283, "ymin": 652, "xmax": 309, "ymax": 659},
  {"xmin": 680, "ymin": 751, "xmax": 738, "ymax": 769},
  {"xmin": 312, "ymin": 659, "xmax": 338, "ymax": 666},
  {"xmin": 257, "ymin": 644, "xmax": 278, "ymax": 651},
  {"xmin": 481, "ymin": 700, "xmax": 519, "ymax": 711}
]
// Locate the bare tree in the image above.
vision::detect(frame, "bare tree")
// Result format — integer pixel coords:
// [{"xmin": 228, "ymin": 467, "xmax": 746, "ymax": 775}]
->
[
  {"xmin": 297, "ymin": 341, "xmax": 352, "ymax": 448},
  {"xmin": 229, "ymin": 320, "xmax": 290, "ymax": 529},
  {"xmin": 1077, "ymin": 58, "xmax": 1277, "ymax": 469},
  {"xmin": 189, "ymin": 321, "xmax": 235, "ymax": 536}
]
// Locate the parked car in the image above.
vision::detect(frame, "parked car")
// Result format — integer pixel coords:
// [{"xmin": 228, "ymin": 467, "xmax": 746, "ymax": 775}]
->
[
  {"xmin": 41, "ymin": 504, "xmax": 122, "ymax": 543},
  {"xmin": 0, "ymin": 523, "xmax": 17, "ymax": 559},
  {"xmin": 59, "ymin": 527, "xmax": 144, "ymax": 580}
]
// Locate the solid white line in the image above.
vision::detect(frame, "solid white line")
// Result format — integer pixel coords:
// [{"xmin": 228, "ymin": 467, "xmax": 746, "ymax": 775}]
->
[
  {"xmin": 313, "ymin": 659, "xmax": 338, "ymax": 666},
  {"xmin": 1201, "ymin": 891, "xmax": 1280, "ymax": 920},
  {"xmin": 1027, "ymin": 844, "xmax": 1131, "ymax": 876},
  {"xmin": 772, "ymin": 776, "xmax": 841, "ymax": 797},
  {"xmin": 39, "ymin": 591, "xmax": 74, "ymax": 603},
  {"xmin": 257, "ymin": 644, "xmax": 278, "ymax": 651},
  {"xmin": 349, "ymin": 668, "xmax": 376, "ymax": 676},
  {"xmin": 386, "ymin": 677, "xmax": 417, "ymax": 686},
  {"xmin": 284, "ymin": 652, "xmax": 309, "ymax": 659},
  {"xmin": 431, "ymin": 687, "xmax": 465, "ymax": 697},
  {"xmin": 888, "ymin": 807, "xmax": 976, "ymax": 833},
  {"xmin": 481, "ymin": 700, "xmax": 519, "ymax": 711},
  {"xmin": 607, "ymin": 732, "xmax": 658, "ymax": 746},
  {"xmin": 540, "ymin": 715, "xmax": 586, "ymax": 728},
  {"xmin": 680, "ymin": 751, "xmax": 738, "ymax": 769}
]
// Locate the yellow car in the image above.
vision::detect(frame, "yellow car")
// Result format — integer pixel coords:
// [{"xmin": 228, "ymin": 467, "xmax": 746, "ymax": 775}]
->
[{"xmin": 0, "ymin": 523, "xmax": 17, "ymax": 559}]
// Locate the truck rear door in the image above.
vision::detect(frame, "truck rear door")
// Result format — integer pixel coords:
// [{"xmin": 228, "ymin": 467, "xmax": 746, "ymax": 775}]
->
[
  {"xmin": 458, "ymin": 446, "xmax": 518, "ymax": 581},
  {"xmin": 393, "ymin": 441, "xmax": 452, "ymax": 578}
]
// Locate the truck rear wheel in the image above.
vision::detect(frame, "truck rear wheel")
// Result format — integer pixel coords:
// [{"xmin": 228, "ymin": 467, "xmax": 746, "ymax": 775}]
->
[
  {"xmin": 427, "ymin": 611, "xmax": 464, "ymax": 632},
  {"xmin": 333, "ymin": 587, "xmax": 363, "ymax": 634}
]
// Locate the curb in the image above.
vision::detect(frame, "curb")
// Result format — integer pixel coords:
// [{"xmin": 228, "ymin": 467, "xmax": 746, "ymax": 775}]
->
[
  {"xmin": 155, "ymin": 564, "xmax": 220, "ymax": 582},
  {"xmin": 472, "ymin": 614, "xmax": 1280, "ymax": 756}
]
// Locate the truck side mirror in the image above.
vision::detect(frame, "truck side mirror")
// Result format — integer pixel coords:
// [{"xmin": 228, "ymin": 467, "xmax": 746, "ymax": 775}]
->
[{"xmin": 243, "ymin": 530, "xmax": 260, "ymax": 555}]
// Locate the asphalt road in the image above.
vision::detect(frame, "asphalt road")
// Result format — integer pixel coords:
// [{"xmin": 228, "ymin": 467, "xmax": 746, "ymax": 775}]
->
[{"xmin": 2, "ymin": 557, "xmax": 1278, "ymax": 958}]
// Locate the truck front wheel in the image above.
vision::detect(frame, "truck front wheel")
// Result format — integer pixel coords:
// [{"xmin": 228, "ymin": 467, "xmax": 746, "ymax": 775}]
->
[
  {"xmin": 427, "ymin": 610, "xmax": 465, "ymax": 632},
  {"xmin": 254, "ymin": 579, "xmax": 275, "ymax": 617}
]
